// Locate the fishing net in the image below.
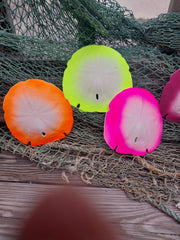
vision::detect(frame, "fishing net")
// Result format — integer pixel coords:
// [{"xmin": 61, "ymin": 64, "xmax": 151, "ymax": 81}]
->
[{"xmin": 0, "ymin": 0, "xmax": 180, "ymax": 222}]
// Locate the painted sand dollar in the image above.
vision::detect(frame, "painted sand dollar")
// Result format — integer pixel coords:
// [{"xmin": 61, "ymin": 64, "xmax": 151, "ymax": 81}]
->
[
  {"xmin": 160, "ymin": 68, "xmax": 180, "ymax": 122},
  {"xmin": 3, "ymin": 79, "xmax": 74, "ymax": 146},
  {"xmin": 63, "ymin": 45, "xmax": 132, "ymax": 112},
  {"xmin": 104, "ymin": 88, "xmax": 163, "ymax": 156}
]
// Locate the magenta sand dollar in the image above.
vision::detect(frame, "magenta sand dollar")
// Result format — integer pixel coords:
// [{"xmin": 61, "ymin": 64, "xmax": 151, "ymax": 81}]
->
[
  {"xmin": 160, "ymin": 68, "xmax": 180, "ymax": 122},
  {"xmin": 104, "ymin": 88, "xmax": 163, "ymax": 156},
  {"xmin": 63, "ymin": 45, "xmax": 132, "ymax": 112}
]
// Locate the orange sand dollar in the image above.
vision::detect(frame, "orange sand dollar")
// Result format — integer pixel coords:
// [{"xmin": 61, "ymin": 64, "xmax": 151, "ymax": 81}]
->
[{"xmin": 3, "ymin": 79, "xmax": 74, "ymax": 146}]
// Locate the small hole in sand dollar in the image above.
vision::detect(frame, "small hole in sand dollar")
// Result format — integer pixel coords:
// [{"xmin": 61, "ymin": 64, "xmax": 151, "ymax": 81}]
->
[
  {"xmin": 42, "ymin": 132, "xmax": 46, "ymax": 137},
  {"xmin": 96, "ymin": 94, "xmax": 99, "ymax": 100},
  {"xmin": 77, "ymin": 104, "xmax": 80, "ymax": 108},
  {"xmin": 146, "ymin": 148, "xmax": 149, "ymax": 153},
  {"xmin": 134, "ymin": 137, "xmax": 138, "ymax": 143}
]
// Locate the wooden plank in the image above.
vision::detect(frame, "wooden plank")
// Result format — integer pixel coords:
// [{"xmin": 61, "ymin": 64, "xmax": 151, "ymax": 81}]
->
[
  {"xmin": 0, "ymin": 151, "xmax": 84, "ymax": 185},
  {"xmin": 0, "ymin": 0, "xmax": 15, "ymax": 33},
  {"xmin": 168, "ymin": 0, "xmax": 180, "ymax": 12},
  {"xmin": 0, "ymin": 151, "xmax": 180, "ymax": 238},
  {"xmin": 0, "ymin": 182, "xmax": 180, "ymax": 240},
  {"xmin": 0, "ymin": 217, "xmax": 21, "ymax": 240}
]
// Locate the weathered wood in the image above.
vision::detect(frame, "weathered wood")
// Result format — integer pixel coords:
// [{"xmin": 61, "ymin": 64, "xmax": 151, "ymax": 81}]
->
[
  {"xmin": 0, "ymin": 217, "xmax": 21, "ymax": 240},
  {"xmin": 0, "ymin": 151, "xmax": 180, "ymax": 240},
  {"xmin": 0, "ymin": 0, "xmax": 15, "ymax": 32},
  {"xmin": 0, "ymin": 151, "xmax": 86, "ymax": 185},
  {"xmin": 0, "ymin": 181, "xmax": 180, "ymax": 240},
  {"xmin": 168, "ymin": 0, "xmax": 180, "ymax": 12}
]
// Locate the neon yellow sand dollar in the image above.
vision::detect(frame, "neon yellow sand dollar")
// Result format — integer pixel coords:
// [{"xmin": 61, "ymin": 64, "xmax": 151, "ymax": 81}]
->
[{"xmin": 62, "ymin": 45, "xmax": 133, "ymax": 112}]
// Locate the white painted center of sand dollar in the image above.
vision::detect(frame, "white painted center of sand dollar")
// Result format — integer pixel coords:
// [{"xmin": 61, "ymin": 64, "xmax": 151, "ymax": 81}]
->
[
  {"xmin": 121, "ymin": 96, "xmax": 161, "ymax": 152},
  {"xmin": 14, "ymin": 94, "xmax": 59, "ymax": 136},
  {"xmin": 78, "ymin": 57, "xmax": 122, "ymax": 103}
]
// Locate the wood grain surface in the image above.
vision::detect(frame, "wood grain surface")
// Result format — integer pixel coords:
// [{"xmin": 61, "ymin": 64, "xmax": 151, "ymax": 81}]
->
[{"xmin": 0, "ymin": 151, "xmax": 180, "ymax": 240}]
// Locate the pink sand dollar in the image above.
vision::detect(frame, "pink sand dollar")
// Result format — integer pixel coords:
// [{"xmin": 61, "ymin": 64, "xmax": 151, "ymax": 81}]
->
[
  {"xmin": 104, "ymin": 88, "xmax": 163, "ymax": 156},
  {"xmin": 160, "ymin": 68, "xmax": 180, "ymax": 122}
]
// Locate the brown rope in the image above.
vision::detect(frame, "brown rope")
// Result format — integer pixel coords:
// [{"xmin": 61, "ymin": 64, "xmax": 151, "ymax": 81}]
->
[{"xmin": 135, "ymin": 156, "xmax": 180, "ymax": 179}]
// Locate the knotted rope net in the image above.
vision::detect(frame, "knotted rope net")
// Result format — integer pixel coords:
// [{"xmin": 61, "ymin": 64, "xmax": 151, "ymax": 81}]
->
[{"xmin": 0, "ymin": 0, "xmax": 180, "ymax": 222}]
